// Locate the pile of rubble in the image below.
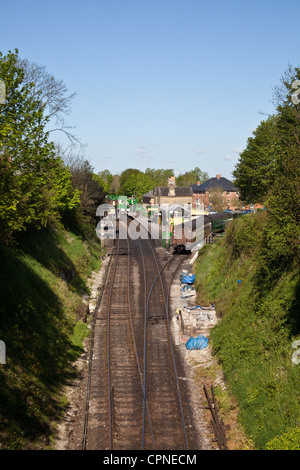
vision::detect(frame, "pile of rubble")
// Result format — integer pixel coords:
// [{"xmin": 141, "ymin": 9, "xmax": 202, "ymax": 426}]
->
[
  {"xmin": 180, "ymin": 269, "xmax": 196, "ymax": 299},
  {"xmin": 171, "ymin": 268, "xmax": 218, "ymax": 351},
  {"xmin": 178, "ymin": 305, "xmax": 217, "ymax": 339}
]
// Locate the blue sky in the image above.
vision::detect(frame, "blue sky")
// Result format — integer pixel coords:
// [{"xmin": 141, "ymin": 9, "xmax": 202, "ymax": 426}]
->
[{"xmin": 1, "ymin": 0, "xmax": 300, "ymax": 180}]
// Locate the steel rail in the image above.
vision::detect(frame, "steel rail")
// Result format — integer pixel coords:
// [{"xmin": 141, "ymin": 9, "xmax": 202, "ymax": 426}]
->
[
  {"xmin": 145, "ymin": 239, "xmax": 189, "ymax": 450},
  {"xmin": 107, "ymin": 220, "xmax": 156, "ymax": 450},
  {"xmin": 107, "ymin": 238, "xmax": 120, "ymax": 450},
  {"xmin": 140, "ymin": 244, "xmax": 174, "ymax": 449},
  {"xmin": 82, "ymin": 222, "xmax": 154, "ymax": 450},
  {"xmin": 82, "ymin": 242, "xmax": 115, "ymax": 450},
  {"xmin": 128, "ymin": 217, "xmax": 176, "ymax": 449},
  {"xmin": 128, "ymin": 217, "xmax": 175, "ymax": 449},
  {"xmin": 126, "ymin": 234, "xmax": 156, "ymax": 449},
  {"xmin": 128, "ymin": 215, "xmax": 188, "ymax": 449},
  {"xmin": 203, "ymin": 384, "xmax": 228, "ymax": 450},
  {"xmin": 164, "ymin": 251, "xmax": 189, "ymax": 450},
  {"xmin": 83, "ymin": 214, "xmax": 189, "ymax": 450}
]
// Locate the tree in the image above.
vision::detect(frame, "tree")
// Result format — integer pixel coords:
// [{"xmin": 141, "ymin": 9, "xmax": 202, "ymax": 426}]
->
[
  {"xmin": 17, "ymin": 57, "xmax": 80, "ymax": 146},
  {"xmin": 47, "ymin": 156, "xmax": 81, "ymax": 220},
  {"xmin": 110, "ymin": 174, "xmax": 120, "ymax": 194},
  {"xmin": 144, "ymin": 168, "xmax": 174, "ymax": 187},
  {"xmin": 0, "ymin": 49, "xmax": 55, "ymax": 232},
  {"xmin": 0, "ymin": 49, "xmax": 81, "ymax": 240},
  {"xmin": 193, "ymin": 166, "xmax": 209, "ymax": 183},
  {"xmin": 264, "ymin": 66, "xmax": 300, "ymax": 263},
  {"xmin": 233, "ymin": 115, "xmax": 280, "ymax": 204},
  {"xmin": 271, "ymin": 63, "xmax": 300, "ymax": 109},
  {"xmin": 176, "ymin": 166, "xmax": 208, "ymax": 187},
  {"xmin": 234, "ymin": 65, "xmax": 300, "ymax": 208},
  {"xmin": 65, "ymin": 154, "xmax": 105, "ymax": 218},
  {"xmin": 121, "ymin": 171, "xmax": 154, "ymax": 201},
  {"xmin": 233, "ymin": 64, "xmax": 300, "ymax": 265},
  {"xmin": 119, "ymin": 168, "xmax": 141, "ymax": 193},
  {"xmin": 0, "ymin": 152, "xmax": 22, "ymax": 240},
  {"xmin": 98, "ymin": 169, "xmax": 113, "ymax": 194},
  {"xmin": 207, "ymin": 186, "xmax": 226, "ymax": 212}
]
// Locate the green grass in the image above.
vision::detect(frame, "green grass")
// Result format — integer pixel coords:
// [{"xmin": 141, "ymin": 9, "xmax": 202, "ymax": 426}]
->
[
  {"xmin": 0, "ymin": 222, "xmax": 103, "ymax": 449},
  {"xmin": 69, "ymin": 321, "xmax": 91, "ymax": 362},
  {"xmin": 194, "ymin": 213, "xmax": 300, "ymax": 450}
]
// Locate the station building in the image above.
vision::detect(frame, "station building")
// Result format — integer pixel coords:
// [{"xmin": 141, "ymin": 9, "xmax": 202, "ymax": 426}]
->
[
  {"xmin": 190, "ymin": 174, "xmax": 239, "ymax": 211},
  {"xmin": 142, "ymin": 176, "xmax": 193, "ymax": 206},
  {"xmin": 190, "ymin": 174, "xmax": 264, "ymax": 211}
]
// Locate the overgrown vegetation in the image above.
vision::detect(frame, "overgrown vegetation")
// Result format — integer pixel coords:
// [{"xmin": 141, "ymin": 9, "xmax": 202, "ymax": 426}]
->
[
  {"xmin": 0, "ymin": 49, "xmax": 105, "ymax": 449},
  {"xmin": 233, "ymin": 65, "xmax": 300, "ymax": 268},
  {"xmin": 1, "ymin": 47, "xmax": 299, "ymax": 450},
  {"xmin": 0, "ymin": 49, "xmax": 105, "ymax": 244},
  {"xmin": 194, "ymin": 65, "xmax": 300, "ymax": 450},
  {"xmin": 100, "ymin": 166, "xmax": 209, "ymax": 202},
  {"xmin": 194, "ymin": 213, "xmax": 300, "ymax": 449},
  {"xmin": 0, "ymin": 221, "xmax": 103, "ymax": 449}
]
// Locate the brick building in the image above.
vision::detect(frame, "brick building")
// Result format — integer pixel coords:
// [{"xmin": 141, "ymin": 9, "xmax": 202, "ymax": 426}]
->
[{"xmin": 190, "ymin": 174, "xmax": 239, "ymax": 211}]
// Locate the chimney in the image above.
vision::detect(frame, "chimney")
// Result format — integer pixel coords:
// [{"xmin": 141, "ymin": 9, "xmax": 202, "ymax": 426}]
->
[
  {"xmin": 168, "ymin": 176, "xmax": 176, "ymax": 196},
  {"xmin": 216, "ymin": 174, "xmax": 221, "ymax": 179},
  {"xmin": 197, "ymin": 181, "xmax": 200, "ymax": 185}
]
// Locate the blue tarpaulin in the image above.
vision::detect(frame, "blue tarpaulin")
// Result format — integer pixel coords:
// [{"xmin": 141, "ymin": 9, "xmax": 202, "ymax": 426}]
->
[
  {"xmin": 182, "ymin": 274, "xmax": 195, "ymax": 284},
  {"xmin": 180, "ymin": 271, "xmax": 188, "ymax": 282},
  {"xmin": 185, "ymin": 335, "xmax": 208, "ymax": 351},
  {"xmin": 185, "ymin": 304, "xmax": 215, "ymax": 310}
]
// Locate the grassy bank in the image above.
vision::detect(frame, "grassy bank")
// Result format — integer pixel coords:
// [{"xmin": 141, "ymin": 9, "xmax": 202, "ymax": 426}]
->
[
  {"xmin": 0, "ymin": 222, "xmax": 104, "ymax": 449},
  {"xmin": 194, "ymin": 212, "xmax": 300, "ymax": 450}
]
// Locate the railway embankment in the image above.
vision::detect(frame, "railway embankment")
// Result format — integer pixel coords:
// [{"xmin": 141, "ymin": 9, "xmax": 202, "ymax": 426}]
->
[
  {"xmin": 192, "ymin": 211, "xmax": 300, "ymax": 450},
  {"xmin": 0, "ymin": 223, "xmax": 104, "ymax": 450},
  {"xmin": 169, "ymin": 256, "xmax": 249, "ymax": 450}
]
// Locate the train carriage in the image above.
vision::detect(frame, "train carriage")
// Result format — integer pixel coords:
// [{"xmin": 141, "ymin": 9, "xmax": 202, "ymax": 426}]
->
[
  {"xmin": 208, "ymin": 211, "xmax": 234, "ymax": 232},
  {"xmin": 172, "ymin": 211, "xmax": 238, "ymax": 253},
  {"xmin": 172, "ymin": 215, "xmax": 211, "ymax": 253}
]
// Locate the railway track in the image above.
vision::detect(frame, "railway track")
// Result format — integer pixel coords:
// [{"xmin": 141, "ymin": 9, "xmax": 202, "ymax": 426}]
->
[
  {"xmin": 81, "ymin": 217, "xmax": 197, "ymax": 450},
  {"xmin": 137, "ymin": 237, "xmax": 188, "ymax": 450}
]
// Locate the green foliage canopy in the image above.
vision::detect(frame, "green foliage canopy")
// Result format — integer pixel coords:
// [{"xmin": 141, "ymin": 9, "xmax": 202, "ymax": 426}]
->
[
  {"xmin": 120, "ymin": 169, "xmax": 154, "ymax": 200},
  {"xmin": 0, "ymin": 50, "xmax": 81, "ymax": 241},
  {"xmin": 233, "ymin": 65, "xmax": 300, "ymax": 264},
  {"xmin": 233, "ymin": 116, "xmax": 280, "ymax": 204}
]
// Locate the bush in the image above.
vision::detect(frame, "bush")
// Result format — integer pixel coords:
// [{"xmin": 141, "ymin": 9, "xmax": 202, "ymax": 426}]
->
[
  {"xmin": 266, "ymin": 427, "xmax": 300, "ymax": 450},
  {"xmin": 194, "ymin": 213, "xmax": 300, "ymax": 449}
]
